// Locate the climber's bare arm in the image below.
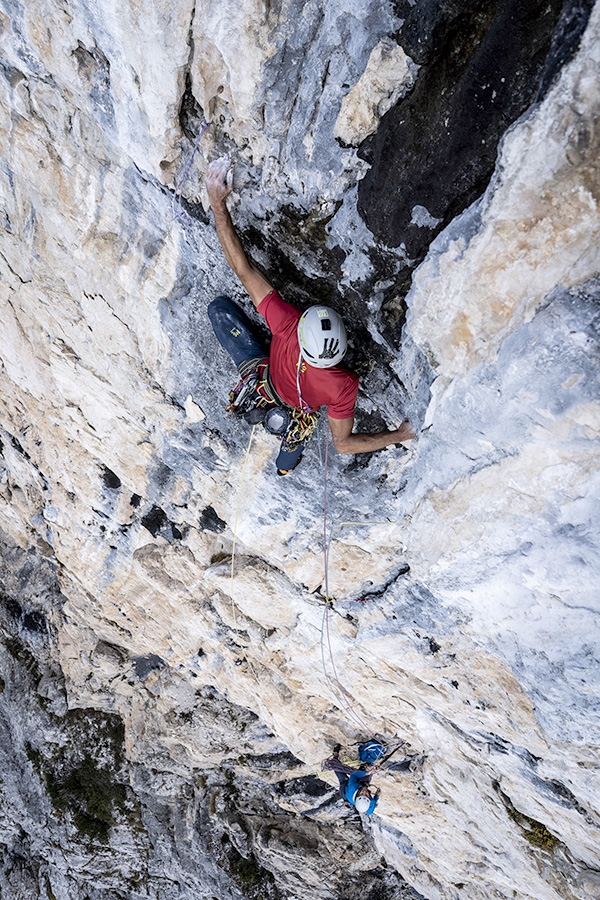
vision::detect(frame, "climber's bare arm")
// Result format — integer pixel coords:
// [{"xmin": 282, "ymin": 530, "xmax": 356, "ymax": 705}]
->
[
  {"xmin": 206, "ymin": 157, "xmax": 273, "ymax": 308},
  {"xmin": 328, "ymin": 415, "xmax": 415, "ymax": 454}
]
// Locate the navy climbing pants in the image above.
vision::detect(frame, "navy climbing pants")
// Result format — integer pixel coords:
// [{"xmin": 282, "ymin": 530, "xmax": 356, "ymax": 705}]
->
[
  {"xmin": 208, "ymin": 295, "xmax": 267, "ymax": 369},
  {"xmin": 207, "ymin": 296, "xmax": 305, "ymax": 473}
]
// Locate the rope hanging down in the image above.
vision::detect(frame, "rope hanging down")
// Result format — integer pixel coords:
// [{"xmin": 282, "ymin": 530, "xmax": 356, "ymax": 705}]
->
[
  {"xmin": 319, "ymin": 428, "xmax": 372, "ymax": 734},
  {"xmin": 172, "ymin": 117, "xmax": 212, "ymax": 223}
]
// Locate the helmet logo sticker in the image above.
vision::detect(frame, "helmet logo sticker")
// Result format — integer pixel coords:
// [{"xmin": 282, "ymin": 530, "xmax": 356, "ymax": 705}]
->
[
  {"xmin": 319, "ymin": 338, "xmax": 340, "ymax": 360},
  {"xmin": 297, "ymin": 305, "xmax": 347, "ymax": 367}
]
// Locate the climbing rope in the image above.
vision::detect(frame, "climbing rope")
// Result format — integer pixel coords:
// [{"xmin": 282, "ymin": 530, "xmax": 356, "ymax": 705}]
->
[
  {"xmin": 172, "ymin": 117, "xmax": 212, "ymax": 223},
  {"xmin": 321, "ymin": 603, "xmax": 372, "ymax": 734},
  {"xmin": 319, "ymin": 428, "xmax": 372, "ymax": 734},
  {"xmin": 229, "ymin": 425, "xmax": 256, "ymax": 626},
  {"xmin": 222, "ymin": 356, "xmax": 401, "ymax": 748},
  {"xmin": 317, "ymin": 427, "xmax": 411, "ymax": 755}
]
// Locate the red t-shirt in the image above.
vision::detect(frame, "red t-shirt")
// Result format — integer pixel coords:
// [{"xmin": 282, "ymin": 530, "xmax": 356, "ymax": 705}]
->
[{"xmin": 257, "ymin": 290, "xmax": 359, "ymax": 419}]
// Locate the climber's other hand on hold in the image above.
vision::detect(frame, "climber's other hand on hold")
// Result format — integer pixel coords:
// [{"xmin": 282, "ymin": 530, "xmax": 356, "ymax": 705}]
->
[
  {"xmin": 206, "ymin": 157, "xmax": 233, "ymax": 207},
  {"xmin": 328, "ymin": 414, "xmax": 416, "ymax": 455},
  {"xmin": 393, "ymin": 418, "xmax": 415, "ymax": 442}
]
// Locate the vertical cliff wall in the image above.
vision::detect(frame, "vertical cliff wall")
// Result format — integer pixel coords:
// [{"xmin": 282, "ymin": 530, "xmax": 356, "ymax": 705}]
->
[{"xmin": 1, "ymin": 1, "xmax": 599, "ymax": 899}]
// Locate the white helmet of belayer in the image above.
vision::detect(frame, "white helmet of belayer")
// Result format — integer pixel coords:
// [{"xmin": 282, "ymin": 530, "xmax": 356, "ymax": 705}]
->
[
  {"xmin": 297, "ymin": 306, "xmax": 347, "ymax": 368},
  {"xmin": 354, "ymin": 794, "xmax": 371, "ymax": 813}
]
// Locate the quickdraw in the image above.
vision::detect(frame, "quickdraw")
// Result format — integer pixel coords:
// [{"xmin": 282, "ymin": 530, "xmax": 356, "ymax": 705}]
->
[
  {"xmin": 226, "ymin": 358, "xmax": 319, "ymax": 451},
  {"xmin": 226, "ymin": 357, "xmax": 271, "ymax": 412},
  {"xmin": 281, "ymin": 408, "xmax": 319, "ymax": 451},
  {"xmin": 226, "ymin": 371, "xmax": 260, "ymax": 412}
]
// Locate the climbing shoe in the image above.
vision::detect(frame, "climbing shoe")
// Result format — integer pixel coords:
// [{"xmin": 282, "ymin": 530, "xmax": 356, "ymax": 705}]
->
[{"xmin": 276, "ymin": 455, "xmax": 303, "ymax": 476}]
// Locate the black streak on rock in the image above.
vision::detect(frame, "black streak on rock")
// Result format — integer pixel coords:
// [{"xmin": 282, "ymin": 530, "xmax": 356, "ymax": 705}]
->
[
  {"xmin": 358, "ymin": 0, "xmax": 567, "ymax": 259},
  {"xmin": 22, "ymin": 610, "xmax": 47, "ymax": 635},
  {"xmin": 102, "ymin": 466, "xmax": 121, "ymax": 489},
  {"xmin": 198, "ymin": 505, "xmax": 227, "ymax": 533},
  {"xmin": 9, "ymin": 433, "xmax": 31, "ymax": 461},
  {"xmin": 140, "ymin": 506, "xmax": 168, "ymax": 536},
  {"xmin": 140, "ymin": 505, "xmax": 184, "ymax": 541},
  {"xmin": 428, "ymin": 637, "xmax": 441, "ymax": 655},
  {"xmin": 133, "ymin": 654, "xmax": 165, "ymax": 679},
  {"xmin": 179, "ymin": 72, "xmax": 205, "ymax": 142},
  {"xmin": 0, "ymin": 592, "xmax": 48, "ymax": 636}
]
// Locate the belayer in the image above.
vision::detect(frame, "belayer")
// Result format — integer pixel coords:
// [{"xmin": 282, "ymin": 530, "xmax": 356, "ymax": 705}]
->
[
  {"xmin": 322, "ymin": 740, "xmax": 417, "ymax": 815},
  {"xmin": 205, "ymin": 157, "xmax": 415, "ymax": 475},
  {"xmin": 322, "ymin": 741, "xmax": 386, "ymax": 815}
]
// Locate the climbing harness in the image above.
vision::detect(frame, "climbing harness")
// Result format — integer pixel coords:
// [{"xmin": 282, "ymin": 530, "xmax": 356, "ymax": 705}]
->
[
  {"xmin": 226, "ymin": 356, "xmax": 319, "ymax": 451},
  {"xmin": 172, "ymin": 116, "xmax": 212, "ymax": 223}
]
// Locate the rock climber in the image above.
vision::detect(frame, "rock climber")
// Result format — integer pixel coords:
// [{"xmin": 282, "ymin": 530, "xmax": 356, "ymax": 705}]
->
[
  {"xmin": 205, "ymin": 156, "xmax": 415, "ymax": 475},
  {"xmin": 322, "ymin": 742, "xmax": 383, "ymax": 815},
  {"xmin": 321, "ymin": 739, "xmax": 418, "ymax": 815},
  {"xmin": 345, "ymin": 772, "xmax": 380, "ymax": 816}
]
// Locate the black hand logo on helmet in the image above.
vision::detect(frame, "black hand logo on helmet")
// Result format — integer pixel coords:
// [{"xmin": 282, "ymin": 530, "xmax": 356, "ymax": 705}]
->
[
  {"xmin": 319, "ymin": 338, "xmax": 340, "ymax": 360},
  {"xmin": 298, "ymin": 306, "xmax": 347, "ymax": 368}
]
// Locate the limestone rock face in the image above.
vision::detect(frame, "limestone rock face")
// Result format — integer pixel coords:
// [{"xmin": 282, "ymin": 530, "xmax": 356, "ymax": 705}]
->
[
  {"xmin": 1, "ymin": 1, "xmax": 599, "ymax": 899},
  {"xmin": 334, "ymin": 37, "xmax": 418, "ymax": 147}
]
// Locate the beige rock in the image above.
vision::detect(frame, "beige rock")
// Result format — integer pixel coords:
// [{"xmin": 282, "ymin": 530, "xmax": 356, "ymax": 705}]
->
[
  {"xmin": 1, "ymin": 2, "xmax": 600, "ymax": 898},
  {"xmin": 408, "ymin": 10, "xmax": 600, "ymax": 379},
  {"xmin": 334, "ymin": 37, "xmax": 417, "ymax": 146},
  {"xmin": 191, "ymin": 0, "xmax": 276, "ymax": 161}
]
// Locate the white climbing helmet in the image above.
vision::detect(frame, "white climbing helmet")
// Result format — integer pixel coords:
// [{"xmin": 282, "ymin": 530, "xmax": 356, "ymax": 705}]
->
[
  {"xmin": 297, "ymin": 306, "xmax": 347, "ymax": 368},
  {"xmin": 355, "ymin": 794, "xmax": 371, "ymax": 813}
]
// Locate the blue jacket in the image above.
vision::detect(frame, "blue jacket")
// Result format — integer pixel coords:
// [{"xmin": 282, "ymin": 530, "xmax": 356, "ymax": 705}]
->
[{"xmin": 346, "ymin": 771, "xmax": 379, "ymax": 815}]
